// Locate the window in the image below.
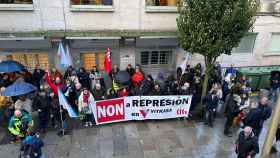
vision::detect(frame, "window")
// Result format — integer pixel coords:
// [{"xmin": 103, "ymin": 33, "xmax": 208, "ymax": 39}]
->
[
  {"xmin": 141, "ymin": 51, "xmax": 149, "ymax": 65},
  {"xmin": 0, "ymin": 0, "xmax": 33, "ymax": 4},
  {"xmin": 81, "ymin": 52, "xmax": 105, "ymax": 71},
  {"xmin": 267, "ymin": 33, "xmax": 280, "ymax": 53},
  {"xmin": 6, "ymin": 53, "xmax": 49, "ymax": 70},
  {"xmin": 232, "ymin": 34, "xmax": 257, "ymax": 53},
  {"xmin": 71, "ymin": 0, "xmax": 112, "ymax": 5},
  {"xmin": 140, "ymin": 51, "xmax": 172, "ymax": 65},
  {"xmin": 146, "ymin": 0, "xmax": 177, "ymax": 6}
]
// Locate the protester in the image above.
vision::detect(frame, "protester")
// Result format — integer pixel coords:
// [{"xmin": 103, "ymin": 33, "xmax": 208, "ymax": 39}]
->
[
  {"xmin": 14, "ymin": 95, "xmax": 32, "ymax": 114},
  {"xmin": 49, "ymin": 92, "xmax": 60, "ymax": 129},
  {"xmin": 89, "ymin": 66, "xmax": 101, "ymax": 89},
  {"xmin": 92, "ymin": 83, "xmax": 106, "ymax": 101},
  {"xmin": 224, "ymin": 92, "xmax": 242, "ymax": 137},
  {"xmin": 203, "ymin": 90, "xmax": 219, "ymax": 127},
  {"xmin": 235, "ymin": 126, "xmax": 259, "ymax": 158},
  {"xmin": 151, "ymin": 84, "xmax": 163, "ymax": 96},
  {"xmin": 32, "ymin": 65, "xmax": 45, "ymax": 90},
  {"xmin": 8, "ymin": 110, "xmax": 33, "ymax": 142},
  {"xmin": 78, "ymin": 88, "xmax": 95, "ymax": 127},
  {"xmin": 106, "ymin": 88, "xmax": 118, "ymax": 99},
  {"xmin": 126, "ymin": 64, "xmax": 135, "ymax": 77},
  {"xmin": 78, "ymin": 67, "xmax": 90, "ymax": 89},
  {"xmin": 20, "ymin": 132, "xmax": 44, "ymax": 158},
  {"xmin": 254, "ymin": 97, "xmax": 272, "ymax": 138},
  {"xmin": 109, "ymin": 64, "xmax": 120, "ymax": 80},
  {"xmin": 32, "ymin": 90, "xmax": 50, "ymax": 133}
]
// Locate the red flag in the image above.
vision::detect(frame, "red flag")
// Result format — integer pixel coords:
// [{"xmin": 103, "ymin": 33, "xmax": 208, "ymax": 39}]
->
[{"xmin": 104, "ymin": 48, "xmax": 111, "ymax": 74}]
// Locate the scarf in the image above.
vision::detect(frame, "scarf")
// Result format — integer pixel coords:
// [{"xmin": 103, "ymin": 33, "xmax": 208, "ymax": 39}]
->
[{"xmin": 83, "ymin": 92, "xmax": 90, "ymax": 104}]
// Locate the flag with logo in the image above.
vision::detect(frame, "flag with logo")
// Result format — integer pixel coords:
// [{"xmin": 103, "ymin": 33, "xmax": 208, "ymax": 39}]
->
[
  {"xmin": 104, "ymin": 48, "xmax": 111, "ymax": 74},
  {"xmin": 58, "ymin": 88, "xmax": 77, "ymax": 118}
]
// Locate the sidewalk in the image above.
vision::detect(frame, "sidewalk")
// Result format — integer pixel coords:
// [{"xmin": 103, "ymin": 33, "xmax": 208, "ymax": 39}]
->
[{"xmin": 0, "ymin": 118, "xmax": 279, "ymax": 158}]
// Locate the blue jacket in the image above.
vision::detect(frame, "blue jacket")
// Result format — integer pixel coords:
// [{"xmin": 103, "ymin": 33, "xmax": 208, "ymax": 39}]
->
[{"xmin": 22, "ymin": 135, "xmax": 44, "ymax": 158}]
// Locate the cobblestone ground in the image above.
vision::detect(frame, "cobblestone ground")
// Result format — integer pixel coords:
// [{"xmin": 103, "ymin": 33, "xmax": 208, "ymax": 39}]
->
[{"xmin": 0, "ymin": 118, "xmax": 279, "ymax": 158}]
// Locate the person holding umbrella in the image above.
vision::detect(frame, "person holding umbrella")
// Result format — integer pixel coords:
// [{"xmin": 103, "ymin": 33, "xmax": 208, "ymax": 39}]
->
[
  {"xmin": 14, "ymin": 95, "xmax": 32, "ymax": 114},
  {"xmin": 8, "ymin": 110, "xmax": 33, "ymax": 142}
]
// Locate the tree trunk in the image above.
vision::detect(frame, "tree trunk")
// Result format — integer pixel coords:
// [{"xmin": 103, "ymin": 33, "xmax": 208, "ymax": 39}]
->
[{"xmin": 201, "ymin": 64, "xmax": 210, "ymax": 105}]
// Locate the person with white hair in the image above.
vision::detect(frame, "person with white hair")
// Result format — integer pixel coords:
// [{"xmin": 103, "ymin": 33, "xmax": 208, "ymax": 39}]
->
[
  {"xmin": 92, "ymin": 83, "xmax": 106, "ymax": 101},
  {"xmin": 235, "ymin": 126, "xmax": 259, "ymax": 158}
]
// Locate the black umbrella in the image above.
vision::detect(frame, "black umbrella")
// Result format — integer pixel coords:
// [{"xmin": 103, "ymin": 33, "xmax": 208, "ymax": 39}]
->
[{"xmin": 115, "ymin": 71, "xmax": 130, "ymax": 85}]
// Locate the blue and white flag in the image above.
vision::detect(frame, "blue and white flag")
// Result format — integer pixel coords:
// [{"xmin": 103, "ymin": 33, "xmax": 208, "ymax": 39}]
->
[
  {"xmin": 57, "ymin": 42, "xmax": 72, "ymax": 69},
  {"xmin": 58, "ymin": 88, "xmax": 77, "ymax": 118}
]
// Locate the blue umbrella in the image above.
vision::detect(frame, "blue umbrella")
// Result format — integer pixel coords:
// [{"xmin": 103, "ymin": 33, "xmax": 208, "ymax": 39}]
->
[
  {"xmin": 0, "ymin": 60, "xmax": 25, "ymax": 73},
  {"xmin": 2, "ymin": 81, "xmax": 37, "ymax": 97}
]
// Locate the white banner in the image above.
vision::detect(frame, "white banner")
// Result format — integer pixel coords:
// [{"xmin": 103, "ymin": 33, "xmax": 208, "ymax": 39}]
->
[{"xmin": 92, "ymin": 95, "xmax": 192, "ymax": 125}]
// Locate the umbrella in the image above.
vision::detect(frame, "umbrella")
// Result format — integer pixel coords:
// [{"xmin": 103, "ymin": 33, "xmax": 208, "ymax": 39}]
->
[
  {"xmin": 2, "ymin": 81, "xmax": 37, "ymax": 97},
  {"xmin": 115, "ymin": 71, "xmax": 130, "ymax": 85},
  {"xmin": 0, "ymin": 60, "xmax": 25, "ymax": 73}
]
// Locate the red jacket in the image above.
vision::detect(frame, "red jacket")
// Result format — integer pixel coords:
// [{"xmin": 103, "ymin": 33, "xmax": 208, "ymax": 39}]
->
[{"xmin": 45, "ymin": 73, "xmax": 64, "ymax": 95}]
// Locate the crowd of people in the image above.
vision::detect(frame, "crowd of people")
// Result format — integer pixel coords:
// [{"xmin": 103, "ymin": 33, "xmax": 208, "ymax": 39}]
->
[{"xmin": 0, "ymin": 62, "xmax": 279, "ymax": 157}]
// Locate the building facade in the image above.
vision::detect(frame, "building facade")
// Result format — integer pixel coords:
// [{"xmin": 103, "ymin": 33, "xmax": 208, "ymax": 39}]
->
[{"xmin": 0, "ymin": 0, "xmax": 279, "ymax": 76}]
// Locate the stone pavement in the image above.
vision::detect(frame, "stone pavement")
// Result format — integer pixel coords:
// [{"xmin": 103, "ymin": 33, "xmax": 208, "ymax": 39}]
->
[{"xmin": 0, "ymin": 118, "xmax": 279, "ymax": 158}]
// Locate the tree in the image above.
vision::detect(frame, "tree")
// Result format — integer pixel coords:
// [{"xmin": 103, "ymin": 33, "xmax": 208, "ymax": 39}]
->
[{"xmin": 177, "ymin": 0, "xmax": 259, "ymax": 105}]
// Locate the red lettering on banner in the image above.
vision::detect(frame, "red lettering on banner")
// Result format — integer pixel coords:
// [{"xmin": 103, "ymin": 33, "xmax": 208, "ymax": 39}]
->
[
  {"xmin": 96, "ymin": 98, "xmax": 125, "ymax": 124},
  {"xmin": 176, "ymin": 109, "xmax": 188, "ymax": 115}
]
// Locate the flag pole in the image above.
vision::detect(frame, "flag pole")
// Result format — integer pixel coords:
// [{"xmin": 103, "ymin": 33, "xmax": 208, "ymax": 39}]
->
[
  {"xmin": 59, "ymin": 103, "xmax": 65, "ymax": 136},
  {"xmin": 261, "ymin": 95, "xmax": 280, "ymax": 158}
]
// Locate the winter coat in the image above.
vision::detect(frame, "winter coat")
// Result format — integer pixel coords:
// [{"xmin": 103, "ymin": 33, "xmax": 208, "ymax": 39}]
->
[
  {"xmin": 224, "ymin": 94, "xmax": 241, "ymax": 117},
  {"xmin": 140, "ymin": 79, "xmax": 154, "ymax": 95},
  {"xmin": 203, "ymin": 94, "xmax": 219, "ymax": 110},
  {"xmin": 257, "ymin": 104, "xmax": 272, "ymax": 128},
  {"xmin": 32, "ymin": 94, "xmax": 50, "ymax": 120},
  {"xmin": 178, "ymin": 88, "xmax": 192, "ymax": 95},
  {"xmin": 32, "ymin": 69, "xmax": 45, "ymax": 89},
  {"xmin": 78, "ymin": 72, "xmax": 90, "ymax": 89},
  {"xmin": 45, "ymin": 73, "xmax": 65, "ymax": 96},
  {"xmin": 243, "ymin": 108, "xmax": 263, "ymax": 130},
  {"xmin": 15, "ymin": 99, "xmax": 32, "ymax": 114},
  {"xmin": 21, "ymin": 135, "xmax": 44, "ymax": 158},
  {"xmin": 236, "ymin": 131, "xmax": 259, "ymax": 158},
  {"xmin": 92, "ymin": 89, "xmax": 106, "ymax": 101},
  {"xmin": 8, "ymin": 111, "xmax": 33, "ymax": 137},
  {"xmin": 78, "ymin": 93, "xmax": 94, "ymax": 114}
]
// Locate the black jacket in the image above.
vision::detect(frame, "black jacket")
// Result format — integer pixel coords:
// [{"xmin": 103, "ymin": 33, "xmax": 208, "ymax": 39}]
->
[
  {"xmin": 32, "ymin": 95, "xmax": 50, "ymax": 119},
  {"xmin": 243, "ymin": 108, "xmax": 263, "ymax": 130},
  {"xmin": 32, "ymin": 69, "xmax": 45, "ymax": 89},
  {"xmin": 224, "ymin": 94, "xmax": 240, "ymax": 117},
  {"xmin": 203, "ymin": 94, "xmax": 219, "ymax": 110},
  {"xmin": 236, "ymin": 131, "xmax": 259, "ymax": 158},
  {"xmin": 78, "ymin": 72, "xmax": 90, "ymax": 89}
]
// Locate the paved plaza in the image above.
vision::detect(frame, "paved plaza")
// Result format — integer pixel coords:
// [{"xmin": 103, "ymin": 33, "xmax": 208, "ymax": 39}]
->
[{"xmin": 0, "ymin": 118, "xmax": 279, "ymax": 158}]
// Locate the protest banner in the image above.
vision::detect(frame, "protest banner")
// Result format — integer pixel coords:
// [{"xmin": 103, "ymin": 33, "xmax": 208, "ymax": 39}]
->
[{"xmin": 92, "ymin": 95, "xmax": 192, "ymax": 125}]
